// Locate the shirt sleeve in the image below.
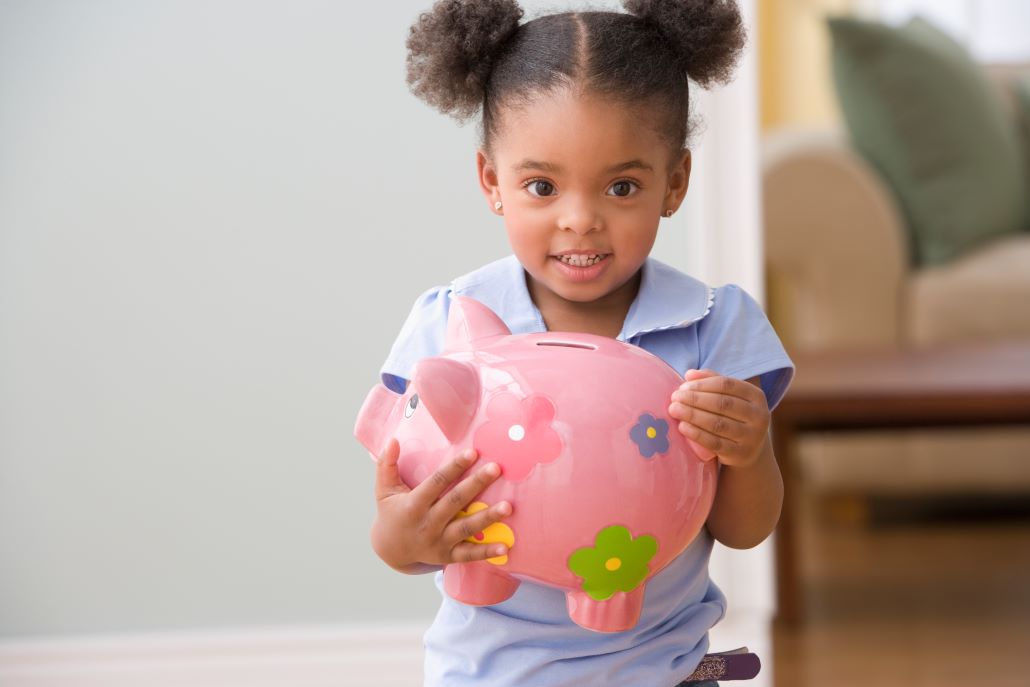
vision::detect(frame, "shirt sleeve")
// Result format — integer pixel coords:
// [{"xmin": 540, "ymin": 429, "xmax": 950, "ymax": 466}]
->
[
  {"xmin": 696, "ymin": 283, "xmax": 795, "ymax": 411},
  {"xmin": 378, "ymin": 284, "xmax": 453, "ymax": 394}
]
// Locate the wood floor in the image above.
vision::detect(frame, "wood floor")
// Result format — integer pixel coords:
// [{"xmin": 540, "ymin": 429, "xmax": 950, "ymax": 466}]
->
[{"xmin": 771, "ymin": 493, "xmax": 1030, "ymax": 687}]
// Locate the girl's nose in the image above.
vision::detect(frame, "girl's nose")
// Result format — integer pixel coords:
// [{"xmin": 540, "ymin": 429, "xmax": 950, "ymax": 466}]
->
[{"xmin": 557, "ymin": 199, "xmax": 601, "ymax": 235}]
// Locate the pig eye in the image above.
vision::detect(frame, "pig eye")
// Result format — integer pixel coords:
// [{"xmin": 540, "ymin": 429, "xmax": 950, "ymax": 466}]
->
[{"xmin": 404, "ymin": 393, "xmax": 419, "ymax": 418}]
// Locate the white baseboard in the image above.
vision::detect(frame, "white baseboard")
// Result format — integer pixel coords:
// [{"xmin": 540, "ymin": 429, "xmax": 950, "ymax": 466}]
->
[
  {"xmin": 0, "ymin": 623, "xmax": 427, "ymax": 687},
  {"xmin": 0, "ymin": 614, "xmax": 771, "ymax": 687}
]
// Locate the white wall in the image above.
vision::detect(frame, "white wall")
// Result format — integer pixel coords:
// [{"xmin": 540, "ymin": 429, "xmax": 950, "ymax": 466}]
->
[{"xmin": 0, "ymin": 0, "xmax": 767, "ymax": 642}]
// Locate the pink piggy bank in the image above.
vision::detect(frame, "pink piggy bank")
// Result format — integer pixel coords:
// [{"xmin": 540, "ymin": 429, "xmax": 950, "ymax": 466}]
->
[{"xmin": 355, "ymin": 296, "xmax": 717, "ymax": 633}]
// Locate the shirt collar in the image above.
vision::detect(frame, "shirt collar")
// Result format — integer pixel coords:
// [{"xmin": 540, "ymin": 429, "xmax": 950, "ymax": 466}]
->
[
  {"xmin": 618, "ymin": 256, "xmax": 714, "ymax": 340},
  {"xmin": 451, "ymin": 254, "xmax": 713, "ymax": 341}
]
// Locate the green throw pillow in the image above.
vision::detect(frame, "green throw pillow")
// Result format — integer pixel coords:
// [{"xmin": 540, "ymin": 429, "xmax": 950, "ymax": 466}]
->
[
  {"xmin": 1016, "ymin": 75, "xmax": 1030, "ymax": 224},
  {"xmin": 828, "ymin": 16, "xmax": 1029, "ymax": 266}
]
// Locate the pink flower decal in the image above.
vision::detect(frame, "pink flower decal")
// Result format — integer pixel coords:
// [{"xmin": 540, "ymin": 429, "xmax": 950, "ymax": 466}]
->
[{"xmin": 473, "ymin": 392, "xmax": 562, "ymax": 481}]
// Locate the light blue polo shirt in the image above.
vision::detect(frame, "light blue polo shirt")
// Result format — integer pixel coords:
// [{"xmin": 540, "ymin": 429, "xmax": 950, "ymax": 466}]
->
[{"xmin": 379, "ymin": 254, "xmax": 794, "ymax": 687}]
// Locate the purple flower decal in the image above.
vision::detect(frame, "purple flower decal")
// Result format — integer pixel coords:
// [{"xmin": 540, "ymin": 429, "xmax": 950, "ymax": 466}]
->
[{"xmin": 630, "ymin": 413, "xmax": 669, "ymax": 458}]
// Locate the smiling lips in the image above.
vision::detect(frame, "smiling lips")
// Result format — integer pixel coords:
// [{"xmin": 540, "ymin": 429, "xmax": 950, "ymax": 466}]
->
[
  {"xmin": 556, "ymin": 250, "xmax": 609, "ymax": 265},
  {"xmin": 557, "ymin": 254, "xmax": 606, "ymax": 267},
  {"xmin": 550, "ymin": 252, "xmax": 612, "ymax": 282}
]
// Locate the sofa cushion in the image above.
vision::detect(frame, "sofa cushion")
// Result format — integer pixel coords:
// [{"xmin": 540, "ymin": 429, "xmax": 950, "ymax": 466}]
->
[
  {"xmin": 907, "ymin": 233, "xmax": 1030, "ymax": 346},
  {"xmin": 828, "ymin": 16, "xmax": 1029, "ymax": 266}
]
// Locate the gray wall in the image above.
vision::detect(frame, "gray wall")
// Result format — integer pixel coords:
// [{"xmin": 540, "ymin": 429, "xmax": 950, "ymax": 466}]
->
[{"xmin": 1, "ymin": 0, "xmax": 701, "ymax": 637}]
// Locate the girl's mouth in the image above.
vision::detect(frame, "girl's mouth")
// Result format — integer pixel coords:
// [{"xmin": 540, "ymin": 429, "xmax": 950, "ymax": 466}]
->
[
  {"xmin": 551, "ymin": 253, "xmax": 611, "ymax": 281},
  {"xmin": 556, "ymin": 253, "xmax": 606, "ymax": 267}
]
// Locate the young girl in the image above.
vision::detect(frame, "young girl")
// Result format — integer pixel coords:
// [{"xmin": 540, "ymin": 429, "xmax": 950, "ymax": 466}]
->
[{"xmin": 370, "ymin": 1, "xmax": 794, "ymax": 685}]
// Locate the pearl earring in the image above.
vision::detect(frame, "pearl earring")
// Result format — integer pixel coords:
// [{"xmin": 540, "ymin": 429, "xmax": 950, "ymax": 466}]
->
[
  {"xmin": 665, "ymin": 209, "xmax": 673, "ymax": 217},
  {"xmin": 495, "ymin": 201, "xmax": 503, "ymax": 211}
]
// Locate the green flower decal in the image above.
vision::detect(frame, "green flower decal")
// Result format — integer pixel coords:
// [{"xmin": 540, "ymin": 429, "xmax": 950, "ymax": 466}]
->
[{"xmin": 567, "ymin": 525, "xmax": 658, "ymax": 601}]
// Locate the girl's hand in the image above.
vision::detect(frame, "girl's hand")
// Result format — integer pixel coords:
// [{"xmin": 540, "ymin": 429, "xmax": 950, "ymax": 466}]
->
[
  {"xmin": 370, "ymin": 438, "xmax": 511, "ymax": 573},
  {"xmin": 668, "ymin": 369, "xmax": 770, "ymax": 469}
]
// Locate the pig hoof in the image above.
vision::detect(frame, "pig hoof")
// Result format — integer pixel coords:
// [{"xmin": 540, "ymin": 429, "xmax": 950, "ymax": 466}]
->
[
  {"xmin": 565, "ymin": 587, "xmax": 645, "ymax": 633},
  {"xmin": 444, "ymin": 562, "xmax": 520, "ymax": 605}
]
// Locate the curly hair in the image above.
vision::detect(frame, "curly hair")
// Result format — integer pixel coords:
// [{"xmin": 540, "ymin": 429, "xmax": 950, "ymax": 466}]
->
[{"xmin": 405, "ymin": 0, "xmax": 746, "ymax": 158}]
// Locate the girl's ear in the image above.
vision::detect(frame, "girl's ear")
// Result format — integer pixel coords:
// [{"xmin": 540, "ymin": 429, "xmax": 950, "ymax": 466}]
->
[
  {"xmin": 664, "ymin": 149, "xmax": 692, "ymax": 214},
  {"xmin": 476, "ymin": 149, "xmax": 503, "ymax": 215}
]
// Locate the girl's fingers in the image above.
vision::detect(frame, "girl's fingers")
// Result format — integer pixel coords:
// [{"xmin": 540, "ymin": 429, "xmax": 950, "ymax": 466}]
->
[
  {"xmin": 444, "ymin": 501, "xmax": 512, "ymax": 547},
  {"xmin": 409, "ymin": 448, "xmax": 480, "ymax": 510},
  {"xmin": 374, "ymin": 438, "xmax": 408, "ymax": 500},
  {"xmin": 683, "ymin": 368, "xmax": 719, "ymax": 381},
  {"xmin": 678, "ymin": 373, "xmax": 761, "ymax": 402},
  {"xmin": 677, "ymin": 419, "xmax": 739, "ymax": 459},
  {"xmin": 668, "ymin": 400, "xmax": 747, "ymax": 441},
  {"xmin": 687, "ymin": 438, "xmax": 718, "ymax": 462},
  {"xmin": 450, "ymin": 540, "xmax": 510, "ymax": 564},
  {"xmin": 670, "ymin": 388, "xmax": 753, "ymax": 423},
  {"xmin": 426, "ymin": 460, "xmax": 503, "ymax": 529}
]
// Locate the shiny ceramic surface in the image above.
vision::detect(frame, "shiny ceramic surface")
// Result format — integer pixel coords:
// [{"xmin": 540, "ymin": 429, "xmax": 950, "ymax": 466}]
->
[{"xmin": 355, "ymin": 296, "xmax": 716, "ymax": 632}]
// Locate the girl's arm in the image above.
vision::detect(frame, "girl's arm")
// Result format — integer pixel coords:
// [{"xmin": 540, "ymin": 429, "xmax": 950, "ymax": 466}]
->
[
  {"xmin": 703, "ymin": 411, "xmax": 783, "ymax": 549},
  {"xmin": 669, "ymin": 373, "xmax": 784, "ymax": 550}
]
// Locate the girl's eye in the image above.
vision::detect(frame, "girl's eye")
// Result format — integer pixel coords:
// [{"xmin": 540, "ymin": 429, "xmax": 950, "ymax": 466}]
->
[
  {"xmin": 524, "ymin": 179, "xmax": 556, "ymax": 198},
  {"xmin": 404, "ymin": 393, "xmax": 419, "ymax": 418},
  {"xmin": 607, "ymin": 180, "xmax": 640, "ymax": 197}
]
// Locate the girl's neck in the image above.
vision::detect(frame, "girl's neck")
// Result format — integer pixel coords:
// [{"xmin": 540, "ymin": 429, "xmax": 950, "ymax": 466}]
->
[{"xmin": 525, "ymin": 268, "xmax": 642, "ymax": 339}]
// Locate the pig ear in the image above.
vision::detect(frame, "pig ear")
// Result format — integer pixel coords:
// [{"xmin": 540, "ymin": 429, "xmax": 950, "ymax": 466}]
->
[
  {"xmin": 445, "ymin": 296, "xmax": 510, "ymax": 352},
  {"xmin": 354, "ymin": 383, "xmax": 399, "ymax": 459},
  {"xmin": 413, "ymin": 358, "xmax": 480, "ymax": 443}
]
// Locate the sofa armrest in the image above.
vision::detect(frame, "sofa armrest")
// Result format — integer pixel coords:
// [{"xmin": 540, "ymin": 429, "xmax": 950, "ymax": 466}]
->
[{"xmin": 762, "ymin": 127, "xmax": 910, "ymax": 352}]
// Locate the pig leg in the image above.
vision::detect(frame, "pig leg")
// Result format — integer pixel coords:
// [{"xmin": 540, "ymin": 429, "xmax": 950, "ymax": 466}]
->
[
  {"xmin": 443, "ymin": 562, "xmax": 521, "ymax": 606},
  {"xmin": 565, "ymin": 586, "xmax": 646, "ymax": 633}
]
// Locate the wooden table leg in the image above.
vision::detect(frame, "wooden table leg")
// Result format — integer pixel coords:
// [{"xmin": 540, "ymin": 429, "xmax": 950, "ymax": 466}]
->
[{"xmin": 772, "ymin": 417, "xmax": 801, "ymax": 625}]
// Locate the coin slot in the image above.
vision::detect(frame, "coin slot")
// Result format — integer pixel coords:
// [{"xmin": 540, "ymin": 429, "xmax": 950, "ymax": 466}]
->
[{"xmin": 536, "ymin": 341, "xmax": 597, "ymax": 350}]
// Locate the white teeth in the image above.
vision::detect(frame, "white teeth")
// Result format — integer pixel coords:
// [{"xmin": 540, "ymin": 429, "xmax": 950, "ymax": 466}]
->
[{"xmin": 558, "ymin": 254, "xmax": 604, "ymax": 267}]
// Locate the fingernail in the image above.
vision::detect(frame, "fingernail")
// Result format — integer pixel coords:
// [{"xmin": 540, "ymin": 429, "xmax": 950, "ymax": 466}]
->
[
  {"xmin": 483, "ymin": 462, "xmax": 500, "ymax": 476},
  {"xmin": 496, "ymin": 501, "xmax": 511, "ymax": 516},
  {"xmin": 492, "ymin": 545, "xmax": 507, "ymax": 556}
]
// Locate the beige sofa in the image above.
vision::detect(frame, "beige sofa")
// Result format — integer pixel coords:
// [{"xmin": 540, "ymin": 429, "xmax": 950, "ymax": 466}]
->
[{"xmin": 761, "ymin": 65, "xmax": 1030, "ymax": 496}]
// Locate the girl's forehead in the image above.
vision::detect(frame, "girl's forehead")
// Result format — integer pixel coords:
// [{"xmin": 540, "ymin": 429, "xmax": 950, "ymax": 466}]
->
[{"xmin": 493, "ymin": 90, "xmax": 668, "ymax": 170}]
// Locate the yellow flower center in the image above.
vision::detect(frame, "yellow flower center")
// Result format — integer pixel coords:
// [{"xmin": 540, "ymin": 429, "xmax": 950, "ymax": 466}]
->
[
  {"xmin": 646, "ymin": 426, "xmax": 657, "ymax": 439},
  {"xmin": 605, "ymin": 557, "xmax": 622, "ymax": 571}
]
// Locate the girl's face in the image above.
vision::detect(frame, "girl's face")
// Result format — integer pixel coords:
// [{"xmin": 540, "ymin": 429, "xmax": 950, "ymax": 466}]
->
[{"xmin": 477, "ymin": 88, "xmax": 690, "ymax": 310}]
